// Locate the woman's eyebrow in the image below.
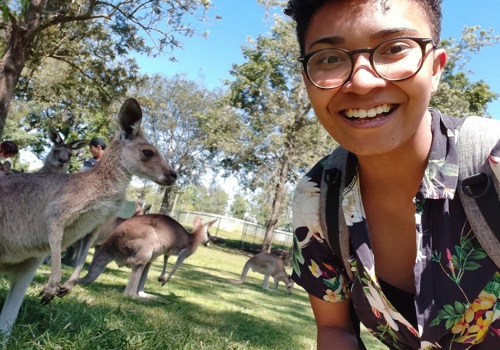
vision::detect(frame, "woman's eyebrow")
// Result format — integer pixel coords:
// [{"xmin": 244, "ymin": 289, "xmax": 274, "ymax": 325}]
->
[
  {"xmin": 370, "ymin": 27, "xmax": 420, "ymax": 39},
  {"xmin": 308, "ymin": 36, "xmax": 344, "ymax": 51},
  {"xmin": 307, "ymin": 27, "xmax": 421, "ymax": 51}
]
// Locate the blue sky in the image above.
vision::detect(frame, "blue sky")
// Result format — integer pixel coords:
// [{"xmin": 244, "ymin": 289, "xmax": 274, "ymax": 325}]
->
[{"xmin": 136, "ymin": 0, "xmax": 500, "ymax": 120}]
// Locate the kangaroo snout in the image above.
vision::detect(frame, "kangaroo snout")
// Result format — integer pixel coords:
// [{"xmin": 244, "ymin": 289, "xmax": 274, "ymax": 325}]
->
[{"xmin": 158, "ymin": 167, "xmax": 177, "ymax": 186}]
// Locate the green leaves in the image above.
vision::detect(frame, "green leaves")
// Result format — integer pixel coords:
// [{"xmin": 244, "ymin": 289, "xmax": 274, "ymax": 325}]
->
[
  {"xmin": 430, "ymin": 301, "xmax": 467, "ymax": 329},
  {"xmin": 1, "ymin": 0, "xmax": 214, "ymax": 138},
  {"xmin": 431, "ymin": 26, "xmax": 499, "ymax": 117}
]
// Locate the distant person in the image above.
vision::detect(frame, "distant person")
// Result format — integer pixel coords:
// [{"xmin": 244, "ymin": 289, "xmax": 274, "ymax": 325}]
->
[
  {"xmin": 81, "ymin": 137, "xmax": 106, "ymax": 172},
  {"xmin": 0, "ymin": 140, "xmax": 19, "ymax": 160}
]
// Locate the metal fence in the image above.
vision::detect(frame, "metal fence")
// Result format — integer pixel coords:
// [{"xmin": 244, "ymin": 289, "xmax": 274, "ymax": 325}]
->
[{"xmin": 168, "ymin": 210, "xmax": 293, "ymax": 252}]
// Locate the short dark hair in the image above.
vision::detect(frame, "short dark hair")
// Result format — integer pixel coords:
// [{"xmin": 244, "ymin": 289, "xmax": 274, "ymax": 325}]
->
[
  {"xmin": 284, "ymin": 0, "xmax": 443, "ymax": 55},
  {"xmin": 0, "ymin": 140, "xmax": 19, "ymax": 157},
  {"xmin": 90, "ymin": 137, "xmax": 106, "ymax": 150}
]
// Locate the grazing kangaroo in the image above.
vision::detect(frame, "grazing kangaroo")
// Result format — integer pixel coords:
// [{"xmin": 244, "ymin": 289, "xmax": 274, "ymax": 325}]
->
[
  {"xmin": 0, "ymin": 161, "xmax": 12, "ymax": 176},
  {"xmin": 234, "ymin": 252, "xmax": 294, "ymax": 294},
  {"xmin": 38, "ymin": 126, "xmax": 89, "ymax": 174},
  {"xmin": 0, "ymin": 98, "xmax": 177, "ymax": 339},
  {"xmin": 78, "ymin": 216, "xmax": 217, "ymax": 298}
]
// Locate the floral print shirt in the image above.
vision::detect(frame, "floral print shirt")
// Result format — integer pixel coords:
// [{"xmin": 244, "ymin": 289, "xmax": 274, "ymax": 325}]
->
[{"xmin": 291, "ymin": 110, "xmax": 500, "ymax": 349}]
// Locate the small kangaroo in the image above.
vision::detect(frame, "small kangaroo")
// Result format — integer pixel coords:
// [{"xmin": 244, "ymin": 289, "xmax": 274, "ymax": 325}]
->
[
  {"xmin": 39, "ymin": 128, "xmax": 89, "ymax": 265},
  {"xmin": 0, "ymin": 98, "xmax": 177, "ymax": 339},
  {"xmin": 37, "ymin": 126, "xmax": 89, "ymax": 174},
  {"xmin": 0, "ymin": 161, "xmax": 12, "ymax": 176},
  {"xmin": 78, "ymin": 216, "xmax": 217, "ymax": 298},
  {"xmin": 234, "ymin": 252, "xmax": 294, "ymax": 294}
]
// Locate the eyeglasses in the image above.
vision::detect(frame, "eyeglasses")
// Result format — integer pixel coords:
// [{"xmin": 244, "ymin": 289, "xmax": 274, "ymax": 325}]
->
[{"xmin": 298, "ymin": 37, "xmax": 436, "ymax": 89}]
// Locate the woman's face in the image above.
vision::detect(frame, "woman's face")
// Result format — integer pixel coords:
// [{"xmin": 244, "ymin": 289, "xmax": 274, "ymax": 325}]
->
[{"xmin": 303, "ymin": 0, "xmax": 446, "ymax": 156}]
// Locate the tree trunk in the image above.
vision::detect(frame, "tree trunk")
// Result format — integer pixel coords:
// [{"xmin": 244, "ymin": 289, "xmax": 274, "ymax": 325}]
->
[
  {"xmin": 159, "ymin": 187, "xmax": 171, "ymax": 214},
  {"xmin": 261, "ymin": 153, "xmax": 290, "ymax": 253},
  {"xmin": 0, "ymin": 0, "xmax": 46, "ymax": 138}
]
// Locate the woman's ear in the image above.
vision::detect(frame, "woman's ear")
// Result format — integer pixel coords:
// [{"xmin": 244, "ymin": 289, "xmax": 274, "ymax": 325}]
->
[
  {"xmin": 301, "ymin": 70, "xmax": 308, "ymax": 85},
  {"xmin": 431, "ymin": 48, "xmax": 447, "ymax": 93}
]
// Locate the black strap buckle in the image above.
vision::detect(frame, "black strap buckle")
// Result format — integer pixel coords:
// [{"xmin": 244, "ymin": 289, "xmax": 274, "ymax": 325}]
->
[
  {"xmin": 462, "ymin": 172, "xmax": 491, "ymax": 199},
  {"xmin": 324, "ymin": 168, "xmax": 340, "ymax": 185}
]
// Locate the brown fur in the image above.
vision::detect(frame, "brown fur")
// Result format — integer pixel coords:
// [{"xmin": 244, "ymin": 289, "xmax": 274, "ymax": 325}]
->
[
  {"xmin": 0, "ymin": 98, "xmax": 177, "ymax": 339},
  {"xmin": 233, "ymin": 252, "xmax": 294, "ymax": 294},
  {"xmin": 78, "ymin": 216, "xmax": 217, "ymax": 298}
]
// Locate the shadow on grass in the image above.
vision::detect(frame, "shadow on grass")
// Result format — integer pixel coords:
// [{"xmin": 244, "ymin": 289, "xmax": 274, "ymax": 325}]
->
[
  {"xmin": 1, "ymin": 282, "xmax": 310, "ymax": 349},
  {"xmin": 0, "ymin": 246, "xmax": 315, "ymax": 349},
  {"xmin": 210, "ymin": 237, "xmax": 290, "ymax": 257}
]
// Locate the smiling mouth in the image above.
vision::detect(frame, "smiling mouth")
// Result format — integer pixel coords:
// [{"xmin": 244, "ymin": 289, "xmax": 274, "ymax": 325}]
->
[{"xmin": 342, "ymin": 104, "xmax": 395, "ymax": 122}]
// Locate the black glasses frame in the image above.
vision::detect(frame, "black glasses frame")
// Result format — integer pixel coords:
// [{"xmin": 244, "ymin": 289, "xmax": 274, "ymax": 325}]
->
[{"xmin": 298, "ymin": 37, "xmax": 436, "ymax": 89}]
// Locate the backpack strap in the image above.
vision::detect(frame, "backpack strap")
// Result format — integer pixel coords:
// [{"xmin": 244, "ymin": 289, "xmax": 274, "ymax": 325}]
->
[
  {"xmin": 320, "ymin": 147, "xmax": 366, "ymax": 349},
  {"xmin": 320, "ymin": 146, "xmax": 352, "ymax": 279},
  {"xmin": 457, "ymin": 116, "xmax": 500, "ymax": 269}
]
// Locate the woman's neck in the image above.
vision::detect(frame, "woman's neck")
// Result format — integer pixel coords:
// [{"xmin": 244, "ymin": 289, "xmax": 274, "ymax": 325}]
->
[{"xmin": 357, "ymin": 111, "xmax": 433, "ymax": 193}]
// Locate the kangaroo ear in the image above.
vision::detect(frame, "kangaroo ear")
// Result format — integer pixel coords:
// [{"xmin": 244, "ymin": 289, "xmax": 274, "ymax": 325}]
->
[
  {"xmin": 193, "ymin": 216, "xmax": 202, "ymax": 226},
  {"xmin": 69, "ymin": 140, "xmax": 90, "ymax": 151},
  {"xmin": 118, "ymin": 98, "xmax": 143, "ymax": 139},
  {"xmin": 48, "ymin": 126, "xmax": 63, "ymax": 144}
]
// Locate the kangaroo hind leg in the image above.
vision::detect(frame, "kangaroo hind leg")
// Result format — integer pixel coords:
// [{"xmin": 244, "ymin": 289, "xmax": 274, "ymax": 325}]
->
[
  {"xmin": 0, "ymin": 258, "xmax": 42, "ymax": 341},
  {"xmin": 159, "ymin": 248, "xmax": 189, "ymax": 285}
]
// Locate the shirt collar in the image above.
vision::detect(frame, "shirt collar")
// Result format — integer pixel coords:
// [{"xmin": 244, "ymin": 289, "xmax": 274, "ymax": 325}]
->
[
  {"xmin": 419, "ymin": 108, "xmax": 460, "ymax": 200},
  {"xmin": 342, "ymin": 109, "xmax": 460, "ymax": 200}
]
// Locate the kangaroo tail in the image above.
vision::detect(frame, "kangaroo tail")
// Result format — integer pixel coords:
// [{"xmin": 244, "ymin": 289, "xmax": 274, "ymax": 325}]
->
[{"xmin": 237, "ymin": 258, "xmax": 254, "ymax": 283}]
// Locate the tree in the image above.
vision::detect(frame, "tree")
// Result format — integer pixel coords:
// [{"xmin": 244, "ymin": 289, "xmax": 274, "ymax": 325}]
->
[
  {"xmin": 226, "ymin": 15, "xmax": 334, "ymax": 252},
  {"xmin": 133, "ymin": 73, "xmax": 226, "ymax": 213},
  {"xmin": 431, "ymin": 26, "xmax": 500, "ymax": 116},
  {"xmin": 230, "ymin": 194, "xmax": 248, "ymax": 220},
  {"xmin": 0, "ymin": 0, "xmax": 213, "ymax": 138},
  {"xmin": 174, "ymin": 183, "xmax": 228, "ymax": 215},
  {"xmin": 203, "ymin": 183, "xmax": 229, "ymax": 215}
]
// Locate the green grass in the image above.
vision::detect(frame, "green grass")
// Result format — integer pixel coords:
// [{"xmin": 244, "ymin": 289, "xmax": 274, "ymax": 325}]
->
[{"xmin": 1, "ymin": 243, "xmax": 387, "ymax": 349}]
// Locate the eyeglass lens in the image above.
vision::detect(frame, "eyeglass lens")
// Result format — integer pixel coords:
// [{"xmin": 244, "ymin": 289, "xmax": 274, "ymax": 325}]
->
[{"xmin": 306, "ymin": 37, "xmax": 427, "ymax": 89}]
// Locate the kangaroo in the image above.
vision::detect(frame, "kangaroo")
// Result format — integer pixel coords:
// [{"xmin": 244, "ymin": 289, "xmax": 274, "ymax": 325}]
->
[
  {"xmin": 233, "ymin": 252, "xmax": 294, "ymax": 294},
  {"xmin": 0, "ymin": 98, "xmax": 177, "ymax": 339},
  {"xmin": 78, "ymin": 216, "xmax": 217, "ymax": 298},
  {"xmin": 93, "ymin": 202, "xmax": 152, "ymax": 248},
  {"xmin": 0, "ymin": 161, "xmax": 12, "ymax": 176},
  {"xmin": 39, "ymin": 128, "xmax": 89, "ymax": 265},
  {"xmin": 61, "ymin": 202, "xmax": 151, "ymax": 266},
  {"xmin": 38, "ymin": 126, "xmax": 89, "ymax": 174}
]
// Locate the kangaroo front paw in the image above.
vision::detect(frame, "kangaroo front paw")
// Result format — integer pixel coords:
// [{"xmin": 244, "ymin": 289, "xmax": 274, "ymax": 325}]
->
[
  {"xmin": 56, "ymin": 284, "xmax": 72, "ymax": 298},
  {"xmin": 39, "ymin": 289, "xmax": 56, "ymax": 305}
]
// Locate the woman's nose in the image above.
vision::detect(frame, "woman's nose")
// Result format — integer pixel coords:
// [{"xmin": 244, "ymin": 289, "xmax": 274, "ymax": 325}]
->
[{"xmin": 342, "ymin": 54, "xmax": 386, "ymax": 94}]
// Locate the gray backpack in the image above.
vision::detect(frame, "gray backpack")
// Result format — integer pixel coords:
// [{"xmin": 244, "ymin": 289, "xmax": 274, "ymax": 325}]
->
[{"xmin": 319, "ymin": 116, "xmax": 500, "ymax": 280}]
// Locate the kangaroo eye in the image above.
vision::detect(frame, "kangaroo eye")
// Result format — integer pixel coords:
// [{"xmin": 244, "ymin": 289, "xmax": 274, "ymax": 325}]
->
[{"xmin": 142, "ymin": 150, "xmax": 155, "ymax": 158}]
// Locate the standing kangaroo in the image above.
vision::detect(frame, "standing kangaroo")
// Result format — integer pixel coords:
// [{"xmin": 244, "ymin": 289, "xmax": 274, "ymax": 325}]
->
[
  {"xmin": 38, "ymin": 126, "xmax": 89, "ymax": 174},
  {"xmin": 39, "ymin": 127, "xmax": 88, "ymax": 266},
  {"xmin": 78, "ymin": 216, "xmax": 217, "ymax": 298},
  {"xmin": 0, "ymin": 98, "xmax": 177, "ymax": 339},
  {"xmin": 234, "ymin": 252, "xmax": 294, "ymax": 294}
]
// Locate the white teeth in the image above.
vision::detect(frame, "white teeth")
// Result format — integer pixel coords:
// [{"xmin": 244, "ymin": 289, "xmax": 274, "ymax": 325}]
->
[{"xmin": 345, "ymin": 104, "xmax": 392, "ymax": 118}]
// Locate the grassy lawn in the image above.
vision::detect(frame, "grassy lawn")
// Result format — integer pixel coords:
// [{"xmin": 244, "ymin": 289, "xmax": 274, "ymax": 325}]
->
[{"xmin": 1, "ymin": 241, "xmax": 387, "ymax": 349}]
